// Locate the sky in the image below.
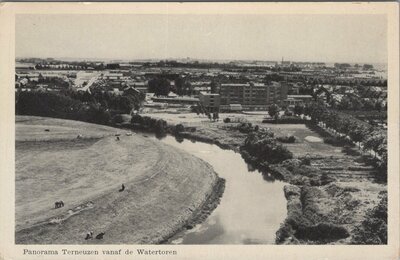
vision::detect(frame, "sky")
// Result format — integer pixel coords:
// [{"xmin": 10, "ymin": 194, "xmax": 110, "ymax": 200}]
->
[{"xmin": 16, "ymin": 14, "xmax": 387, "ymax": 64}]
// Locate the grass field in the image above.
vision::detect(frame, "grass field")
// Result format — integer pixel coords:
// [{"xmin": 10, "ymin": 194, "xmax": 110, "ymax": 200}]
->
[
  {"xmin": 143, "ymin": 112, "xmax": 343, "ymax": 157},
  {"xmin": 15, "ymin": 116, "xmax": 219, "ymax": 244}
]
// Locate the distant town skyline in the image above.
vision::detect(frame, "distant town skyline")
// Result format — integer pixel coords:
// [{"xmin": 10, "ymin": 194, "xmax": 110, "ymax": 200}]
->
[{"xmin": 16, "ymin": 14, "xmax": 387, "ymax": 64}]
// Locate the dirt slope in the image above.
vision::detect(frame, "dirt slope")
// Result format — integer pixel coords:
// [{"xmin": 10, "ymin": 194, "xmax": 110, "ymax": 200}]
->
[{"xmin": 15, "ymin": 116, "xmax": 220, "ymax": 244}]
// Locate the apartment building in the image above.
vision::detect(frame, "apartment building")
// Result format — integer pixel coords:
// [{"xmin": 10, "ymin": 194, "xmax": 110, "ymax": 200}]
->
[
  {"xmin": 219, "ymin": 82, "xmax": 288, "ymax": 110},
  {"xmin": 199, "ymin": 92, "xmax": 221, "ymax": 112}
]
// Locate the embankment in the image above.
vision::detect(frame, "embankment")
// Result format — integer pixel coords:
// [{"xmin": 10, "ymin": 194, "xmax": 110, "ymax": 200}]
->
[{"xmin": 15, "ymin": 116, "xmax": 225, "ymax": 244}]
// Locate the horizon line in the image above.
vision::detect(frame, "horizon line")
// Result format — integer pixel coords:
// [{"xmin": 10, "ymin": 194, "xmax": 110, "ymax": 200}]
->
[{"xmin": 15, "ymin": 56, "xmax": 388, "ymax": 65}]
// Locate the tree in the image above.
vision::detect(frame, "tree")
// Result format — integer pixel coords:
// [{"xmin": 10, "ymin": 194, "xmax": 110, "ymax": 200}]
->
[
  {"xmin": 210, "ymin": 80, "xmax": 218, "ymax": 94},
  {"xmin": 363, "ymin": 64, "xmax": 374, "ymax": 70},
  {"xmin": 349, "ymin": 125, "xmax": 369, "ymax": 149},
  {"xmin": 363, "ymin": 131, "xmax": 386, "ymax": 157},
  {"xmin": 268, "ymin": 104, "xmax": 280, "ymax": 119},
  {"xmin": 338, "ymin": 95, "xmax": 353, "ymax": 110},
  {"xmin": 375, "ymin": 101, "xmax": 382, "ymax": 112},
  {"xmin": 363, "ymin": 99, "xmax": 375, "ymax": 110},
  {"xmin": 293, "ymin": 104, "xmax": 304, "ymax": 116},
  {"xmin": 175, "ymin": 76, "xmax": 186, "ymax": 96},
  {"xmin": 148, "ymin": 77, "xmax": 171, "ymax": 96},
  {"xmin": 184, "ymin": 82, "xmax": 192, "ymax": 96}
]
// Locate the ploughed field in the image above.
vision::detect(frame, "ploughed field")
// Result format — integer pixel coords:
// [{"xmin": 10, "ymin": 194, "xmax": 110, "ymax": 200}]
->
[{"xmin": 15, "ymin": 116, "xmax": 218, "ymax": 244}]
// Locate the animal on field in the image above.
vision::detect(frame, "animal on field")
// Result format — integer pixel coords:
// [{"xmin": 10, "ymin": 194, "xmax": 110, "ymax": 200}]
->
[
  {"xmin": 85, "ymin": 231, "xmax": 94, "ymax": 240},
  {"xmin": 54, "ymin": 201, "xmax": 64, "ymax": 209},
  {"xmin": 95, "ymin": 232, "xmax": 105, "ymax": 239},
  {"xmin": 119, "ymin": 184, "xmax": 125, "ymax": 192}
]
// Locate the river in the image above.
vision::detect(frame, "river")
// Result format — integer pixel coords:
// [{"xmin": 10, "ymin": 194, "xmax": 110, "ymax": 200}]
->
[{"xmin": 154, "ymin": 135, "xmax": 287, "ymax": 244}]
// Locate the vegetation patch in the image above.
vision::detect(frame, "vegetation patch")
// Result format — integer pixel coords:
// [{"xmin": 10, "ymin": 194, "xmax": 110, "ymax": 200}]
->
[
  {"xmin": 277, "ymin": 135, "xmax": 296, "ymax": 143},
  {"xmin": 351, "ymin": 192, "xmax": 387, "ymax": 244}
]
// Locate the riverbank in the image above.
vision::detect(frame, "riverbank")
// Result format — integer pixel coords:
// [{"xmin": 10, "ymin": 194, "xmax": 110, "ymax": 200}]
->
[
  {"xmin": 143, "ymin": 112, "xmax": 387, "ymax": 244},
  {"xmin": 161, "ymin": 177, "xmax": 226, "ymax": 244},
  {"xmin": 15, "ymin": 116, "xmax": 225, "ymax": 244}
]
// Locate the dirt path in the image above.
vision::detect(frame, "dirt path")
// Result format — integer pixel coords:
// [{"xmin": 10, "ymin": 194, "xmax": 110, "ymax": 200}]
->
[{"xmin": 15, "ymin": 116, "xmax": 220, "ymax": 244}]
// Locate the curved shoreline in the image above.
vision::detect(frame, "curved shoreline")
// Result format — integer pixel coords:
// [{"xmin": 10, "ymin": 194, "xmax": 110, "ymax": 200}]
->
[
  {"xmin": 15, "ymin": 116, "xmax": 226, "ymax": 244},
  {"xmin": 161, "ymin": 177, "xmax": 226, "ymax": 244}
]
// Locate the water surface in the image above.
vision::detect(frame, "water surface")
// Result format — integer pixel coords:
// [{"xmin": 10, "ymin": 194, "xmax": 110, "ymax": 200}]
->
[{"xmin": 158, "ymin": 135, "xmax": 287, "ymax": 244}]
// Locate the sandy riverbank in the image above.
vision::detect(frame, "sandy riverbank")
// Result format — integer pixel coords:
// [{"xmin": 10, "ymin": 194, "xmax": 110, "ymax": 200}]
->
[{"xmin": 15, "ymin": 116, "xmax": 224, "ymax": 244}]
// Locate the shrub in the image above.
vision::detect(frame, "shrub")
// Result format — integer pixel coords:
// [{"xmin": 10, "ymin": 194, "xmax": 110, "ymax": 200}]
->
[
  {"xmin": 301, "ymin": 157, "xmax": 311, "ymax": 166},
  {"xmin": 113, "ymin": 114, "xmax": 124, "ymax": 124},
  {"xmin": 323, "ymin": 136, "xmax": 354, "ymax": 147},
  {"xmin": 223, "ymin": 117, "xmax": 231, "ymax": 123},
  {"xmin": 154, "ymin": 119, "xmax": 167, "ymax": 133},
  {"xmin": 175, "ymin": 124, "xmax": 185, "ymax": 134},
  {"xmin": 295, "ymin": 223, "xmax": 349, "ymax": 241},
  {"xmin": 277, "ymin": 135, "xmax": 296, "ymax": 143},
  {"xmin": 281, "ymin": 159, "xmax": 302, "ymax": 171},
  {"xmin": 263, "ymin": 116, "xmax": 306, "ymax": 124},
  {"xmin": 242, "ymin": 131, "xmax": 293, "ymax": 165},
  {"xmin": 276, "ymin": 223, "xmax": 295, "ymax": 244},
  {"xmin": 131, "ymin": 114, "xmax": 143, "ymax": 125},
  {"xmin": 352, "ymin": 193, "xmax": 387, "ymax": 244},
  {"xmin": 237, "ymin": 122, "xmax": 254, "ymax": 133}
]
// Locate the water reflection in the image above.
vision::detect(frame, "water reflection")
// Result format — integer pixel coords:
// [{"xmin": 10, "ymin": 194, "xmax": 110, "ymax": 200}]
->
[{"xmin": 158, "ymin": 136, "xmax": 287, "ymax": 244}]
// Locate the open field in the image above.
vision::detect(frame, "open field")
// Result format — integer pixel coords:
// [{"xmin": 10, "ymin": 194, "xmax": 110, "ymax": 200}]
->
[
  {"xmin": 144, "ymin": 112, "xmax": 343, "ymax": 157},
  {"xmin": 15, "ymin": 116, "xmax": 220, "ymax": 244}
]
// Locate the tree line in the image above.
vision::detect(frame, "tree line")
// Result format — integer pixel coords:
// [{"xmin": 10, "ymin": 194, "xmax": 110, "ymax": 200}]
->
[
  {"xmin": 15, "ymin": 89, "xmax": 144, "ymax": 126},
  {"xmin": 298, "ymin": 102, "xmax": 387, "ymax": 172}
]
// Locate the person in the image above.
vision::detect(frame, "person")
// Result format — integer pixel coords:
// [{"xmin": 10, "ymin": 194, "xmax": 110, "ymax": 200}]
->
[
  {"xmin": 119, "ymin": 184, "xmax": 125, "ymax": 192},
  {"xmin": 116, "ymin": 136, "xmax": 120, "ymax": 141}
]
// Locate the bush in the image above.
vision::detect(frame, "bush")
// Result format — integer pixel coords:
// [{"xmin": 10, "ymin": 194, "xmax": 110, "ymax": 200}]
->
[
  {"xmin": 131, "ymin": 114, "xmax": 143, "ymax": 125},
  {"xmin": 113, "ymin": 114, "xmax": 124, "ymax": 124},
  {"xmin": 242, "ymin": 133, "xmax": 293, "ymax": 164},
  {"xmin": 154, "ymin": 119, "xmax": 167, "ymax": 134},
  {"xmin": 175, "ymin": 124, "xmax": 185, "ymax": 134},
  {"xmin": 263, "ymin": 116, "xmax": 306, "ymax": 124},
  {"xmin": 276, "ymin": 223, "xmax": 295, "ymax": 244},
  {"xmin": 281, "ymin": 159, "xmax": 302, "ymax": 171},
  {"xmin": 352, "ymin": 193, "xmax": 387, "ymax": 244},
  {"xmin": 295, "ymin": 223, "xmax": 349, "ymax": 241},
  {"xmin": 323, "ymin": 136, "xmax": 354, "ymax": 147},
  {"xmin": 277, "ymin": 135, "xmax": 296, "ymax": 143},
  {"xmin": 237, "ymin": 122, "xmax": 254, "ymax": 133},
  {"xmin": 301, "ymin": 157, "xmax": 311, "ymax": 166},
  {"xmin": 223, "ymin": 117, "xmax": 231, "ymax": 123}
]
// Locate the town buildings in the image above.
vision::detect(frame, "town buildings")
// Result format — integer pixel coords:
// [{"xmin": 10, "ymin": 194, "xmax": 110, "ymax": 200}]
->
[
  {"xmin": 198, "ymin": 92, "xmax": 221, "ymax": 112},
  {"xmin": 283, "ymin": 95, "xmax": 313, "ymax": 108},
  {"xmin": 219, "ymin": 82, "xmax": 288, "ymax": 111}
]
